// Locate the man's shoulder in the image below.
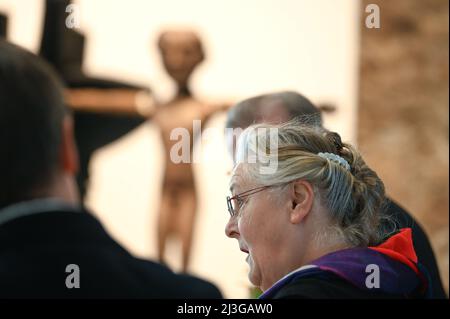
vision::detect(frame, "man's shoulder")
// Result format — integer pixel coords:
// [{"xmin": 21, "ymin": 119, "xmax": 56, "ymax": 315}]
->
[{"xmin": 0, "ymin": 208, "xmax": 222, "ymax": 298}]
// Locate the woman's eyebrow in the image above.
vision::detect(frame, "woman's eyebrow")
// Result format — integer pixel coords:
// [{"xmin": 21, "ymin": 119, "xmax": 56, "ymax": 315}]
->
[{"xmin": 229, "ymin": 175, "xmax": 240, "ymax": 193}]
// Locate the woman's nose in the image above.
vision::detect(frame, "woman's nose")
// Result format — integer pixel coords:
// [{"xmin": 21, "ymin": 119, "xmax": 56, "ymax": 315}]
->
[{"xmin": 225, "ymin": 216, "xmax": 239, "ymax": 239}]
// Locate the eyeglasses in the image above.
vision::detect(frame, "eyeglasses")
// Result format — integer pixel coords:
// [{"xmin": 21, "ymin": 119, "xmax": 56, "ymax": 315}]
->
[
  {"xmin": 227, "ymin": 181, "xmax": 294, "ymax": 217},
  {"xmin": 226, "ymin": 186, "xmax": 270, "ymax": 217},
  {"xmin": 227, "ymin": 178, "xmax": 300, "ymax": 218}
]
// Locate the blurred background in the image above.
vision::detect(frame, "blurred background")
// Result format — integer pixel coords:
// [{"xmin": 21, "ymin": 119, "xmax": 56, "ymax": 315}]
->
[
  {"xmin": 358, "ymin": 0, "xmax": 448, "ymax": 296},
  {"xmin": 0, "ymin": 0, "xmax": 447, "ymax": 298}
]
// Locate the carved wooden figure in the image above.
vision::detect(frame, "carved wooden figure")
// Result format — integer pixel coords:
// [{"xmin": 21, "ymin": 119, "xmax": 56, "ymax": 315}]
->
[{"xmin": 152, "ymin": 30, "xmax": 228, "ymax": 271}]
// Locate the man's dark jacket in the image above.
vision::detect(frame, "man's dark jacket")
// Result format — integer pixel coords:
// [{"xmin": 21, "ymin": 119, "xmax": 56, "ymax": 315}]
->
[
  {"xmin": 0, "ymin": 202, "xmax": 222, "ymax": 299},
  {"xmin": 386, "ymin": 199, "xmax": 446, "ymax": 298}
]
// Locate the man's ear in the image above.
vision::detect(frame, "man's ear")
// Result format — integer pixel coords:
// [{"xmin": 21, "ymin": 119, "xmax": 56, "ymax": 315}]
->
[
  {"xmin": 289, "ymin": 180, "xmax": 315, "ymax": 224},
  {"xmin": 59, "ymin": 115, "xmax": 79, "ymax": 175}
]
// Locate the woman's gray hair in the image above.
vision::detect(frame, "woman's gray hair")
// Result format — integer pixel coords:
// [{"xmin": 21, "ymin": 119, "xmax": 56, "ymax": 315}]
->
[{"xmin": 235, "ymin": 119, "xmax": 390, "ymax": 247}]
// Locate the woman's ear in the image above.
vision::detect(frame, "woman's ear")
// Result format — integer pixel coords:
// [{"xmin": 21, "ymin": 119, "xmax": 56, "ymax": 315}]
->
[{"xmin": 289, "ymin": 180, "xmax": 315, "ymax": 224}]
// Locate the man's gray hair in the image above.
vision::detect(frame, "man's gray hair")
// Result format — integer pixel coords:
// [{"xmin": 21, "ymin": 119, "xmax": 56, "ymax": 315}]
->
[{"xmin": 225, "ymin": 91, "xmax": 323, "ymax": 129}]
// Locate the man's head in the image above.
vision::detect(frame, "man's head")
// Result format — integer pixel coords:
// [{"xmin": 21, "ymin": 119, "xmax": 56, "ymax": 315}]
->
[
  {"xmin": 225, "ymin": 91, "xmax": 323, "ymax": 161},
  {"xmin": 157, "ymin": 30, "xmax": 204, "ymax": 92},
  {"xmin": 0, "ymin": 40, "xmax": 79, "ymax": 209}
]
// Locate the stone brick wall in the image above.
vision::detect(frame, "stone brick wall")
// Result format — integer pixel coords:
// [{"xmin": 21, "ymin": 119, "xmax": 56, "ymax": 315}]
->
[{"xmin": 359, "ymin": 0, "xmax": 449, "ymax": 294}]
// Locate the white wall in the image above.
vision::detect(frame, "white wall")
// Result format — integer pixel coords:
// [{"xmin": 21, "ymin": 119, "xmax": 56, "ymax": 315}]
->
[{"xmin": 0, "ymin": 0, "xmax": 361, "ymax": 298}]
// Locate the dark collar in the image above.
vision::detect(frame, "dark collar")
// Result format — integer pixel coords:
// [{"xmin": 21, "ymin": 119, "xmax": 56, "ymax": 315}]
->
[
  {"xmin": 0, "ymin": 200, "xmax": 122, "ymax": 253},
  {"xmin": 0, "ymin": 198, "xmax": 81, "ymax": 226}
]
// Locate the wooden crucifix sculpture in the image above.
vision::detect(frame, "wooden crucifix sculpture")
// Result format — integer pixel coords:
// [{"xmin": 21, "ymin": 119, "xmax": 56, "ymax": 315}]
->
[{"xmin": 37, "ymin": 0, "xmax": 155, "ymax": 198}]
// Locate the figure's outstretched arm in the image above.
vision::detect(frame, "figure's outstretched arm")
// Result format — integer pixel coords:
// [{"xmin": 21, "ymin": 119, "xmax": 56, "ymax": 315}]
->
[
  {"xmin": 65, "ymin": 88, "xmax": 156, "ymax": 118},
  {"xmin": 317, "ymin": 103, "xmax": 337, "ymax": 114},
  {"xmin": 202, "ymin": 101, "xmax": 234, "ymax": 125}
]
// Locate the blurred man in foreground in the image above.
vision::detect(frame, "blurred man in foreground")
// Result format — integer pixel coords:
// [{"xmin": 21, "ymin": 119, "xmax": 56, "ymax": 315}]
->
[{"xmin": 0, "ymin": 40, "xmax": 222, "ymax": 299}]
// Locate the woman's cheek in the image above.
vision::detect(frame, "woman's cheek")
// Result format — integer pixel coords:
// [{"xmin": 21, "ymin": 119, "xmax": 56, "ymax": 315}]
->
[{"xmin": 238, "ymin": 216, "xmax": 252, "ymax": 243}]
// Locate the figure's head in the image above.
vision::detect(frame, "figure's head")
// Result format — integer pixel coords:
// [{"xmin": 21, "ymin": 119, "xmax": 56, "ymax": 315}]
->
[
  {"xmin": 157, "ymin": 30, "xmax": 204, "ymax": 90},
  {"xmin": 225, "ymin": 91, "xmax": 323, "ymax": 161},
  {"xmin": 225, "ymin": 120, "xmax": 387, "ymax": 291},
  {"xmin": 0, "ymin": 40, "xmax": 79, "ymax": 209}
]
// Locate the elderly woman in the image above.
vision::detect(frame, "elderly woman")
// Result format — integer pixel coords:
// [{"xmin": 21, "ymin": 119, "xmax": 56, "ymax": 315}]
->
[{"xmin": 225, "ymin": 121, "xmax": 428, "ymax": 299}]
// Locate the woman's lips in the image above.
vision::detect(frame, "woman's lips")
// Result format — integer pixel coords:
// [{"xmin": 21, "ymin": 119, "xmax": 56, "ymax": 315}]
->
[{"xmin": 240, "ymin": 247, "xmax": 249, "ymax": 254}]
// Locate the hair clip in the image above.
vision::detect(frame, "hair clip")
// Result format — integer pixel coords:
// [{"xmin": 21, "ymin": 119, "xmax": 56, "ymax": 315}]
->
[{"xmin": 317, "ymin": 152, "xmax": 350, "ymax": 171}]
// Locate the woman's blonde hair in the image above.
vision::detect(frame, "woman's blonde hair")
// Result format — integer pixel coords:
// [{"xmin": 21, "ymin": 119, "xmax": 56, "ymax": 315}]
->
[{"xmin": 235, "ymin": 118, "xmax": 390, "ymax": 247}]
